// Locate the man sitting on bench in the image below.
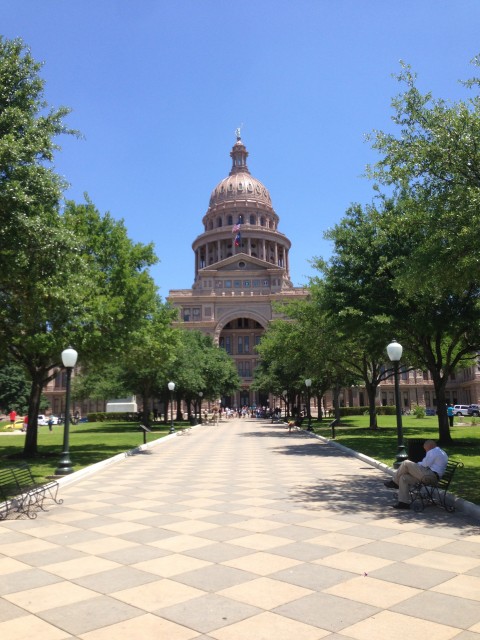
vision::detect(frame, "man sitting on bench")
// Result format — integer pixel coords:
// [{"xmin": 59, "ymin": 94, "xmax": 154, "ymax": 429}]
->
[{"xmin": 383, "ymin": 439, "xmax": 448, "ymax": 510}]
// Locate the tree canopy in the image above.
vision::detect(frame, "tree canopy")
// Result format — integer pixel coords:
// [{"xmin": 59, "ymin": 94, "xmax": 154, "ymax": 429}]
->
[{"xmin": 0, "ymin": 38, "xmax": 161, "ymax": 453}]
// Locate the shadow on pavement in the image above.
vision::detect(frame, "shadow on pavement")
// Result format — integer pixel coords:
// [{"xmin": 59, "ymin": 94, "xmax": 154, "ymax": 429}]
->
[{"xmin": 287, "ymin": 475, "xmax": 479, "ymax": 533}]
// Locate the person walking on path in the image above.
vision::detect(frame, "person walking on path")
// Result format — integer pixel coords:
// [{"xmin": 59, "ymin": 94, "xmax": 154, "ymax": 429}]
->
[
  {"xmin": 384, "ymin": 439, "xmax": 448, "ymax": 509},
  {"xmin": 9, "ymin": 409, "xmax": 16, "ymax": 426}
]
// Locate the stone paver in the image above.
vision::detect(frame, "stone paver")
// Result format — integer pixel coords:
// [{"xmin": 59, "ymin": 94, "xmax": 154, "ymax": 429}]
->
[{"xmin": 1, "ymin": 418, "xmax": 480, "ymax": 639}]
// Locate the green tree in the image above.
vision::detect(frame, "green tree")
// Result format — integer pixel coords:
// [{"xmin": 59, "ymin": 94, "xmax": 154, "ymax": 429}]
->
[
  {"xmin": 3, "ymin": 197, "xmax": 159, "ymax": 455},
  {"xmin": 363, "ymin": 60, "xmax": 480, "ymax": 442},
  {"xmin": 118, "ymin": 302, "xmax": 179, "ymax": 425},
  {"xmin": 164, "ymin": 330, "xmax": 240, "ymax": 420},
  {"xmin": 366, "ymin": 60, "xmax": 480, "ymax": 294},
  {"xmin": 313, "ymin": 205, "xmax": 398, "ymax": 428},
  {"xmin": 72, "ymin": 362, "xmax": 129, "ymax": 405},
  {"xmin": 320, "ymin": 197, "xmax": 480, "ymax": 444},
  {"xmin": 253, "ymin": 299, "xmax": 350, "ymax": 422},
  {"xmin": 0, "ymin": 361, "xmax": 47, "ymax": 415}
]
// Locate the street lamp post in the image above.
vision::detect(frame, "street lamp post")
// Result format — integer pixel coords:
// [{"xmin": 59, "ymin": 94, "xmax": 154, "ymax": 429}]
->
[
  {"xmin": 283, "ymin": 390, "xmax": 288, "ymax": 419},
  {"xmin": 55, "ymin": 347, "xmax": 78, "ymax": 475},
  {"xmin": 387, "ymin": 340, "xmax": 408, "ymax": 468},
  {"xmin": 168, "ymin": 382, "xmax": 175, "ymax": 433},
  {"xmin": 305, "ymin": 379, "xmax": 313, "ymax": 430},
  {"xmin": 198, "ymin": 391, "xmax": 203, "ymax": 424}
]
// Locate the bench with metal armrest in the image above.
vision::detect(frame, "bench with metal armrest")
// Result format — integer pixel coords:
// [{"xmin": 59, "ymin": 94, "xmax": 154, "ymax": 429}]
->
[
  {"xmin": 409, "ymin": 459, "xmax": 463, "ymax": 512},
  {"xmin": 0, "ymin": 463, "xmax": 63, "ymax": 520}
]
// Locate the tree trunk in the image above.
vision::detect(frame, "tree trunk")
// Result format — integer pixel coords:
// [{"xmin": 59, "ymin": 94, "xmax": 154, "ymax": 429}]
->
[
  {"xmin": 23, "ymin": 373, "xmax": 44, "ymax": 456},
  {"xmin": 176, "ymin": 397, "xmax": 183, "ymax": 421},
  {"xmin": 317, "ymin": 394, "xmax": 323, "ymax": 421},
  {"xmin": 185, "ymin": 397, "xmax": 192, "ymax": 419},
  {"xmin": 163, "ymin": 393, "xmax": 170, "ymax": 424},
  {"xmin": 333, "ymin": 384, "xmax": 341, "ymax": 422},
  {"xmin": 141, "ymin": 392, "xmax": 150, "ymax": 426},
  {"xmin": 366, "ymin": 383, "xmax": 378, "ymax": 430},
  {"xmin": 432, "ymin": 378, "xmax": 453, "ymax": 445}
]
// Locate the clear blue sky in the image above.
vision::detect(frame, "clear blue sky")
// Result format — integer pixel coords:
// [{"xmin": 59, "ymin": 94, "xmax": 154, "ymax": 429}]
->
[{"xmin": 2, "ymin": 1, "xmax": 479, "ymax": 294}]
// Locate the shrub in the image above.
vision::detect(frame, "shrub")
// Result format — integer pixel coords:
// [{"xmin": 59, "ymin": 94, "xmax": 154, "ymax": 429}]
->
[{"xmin": 412, "ymin": 404, "xmax": 426, "ymax": 419}]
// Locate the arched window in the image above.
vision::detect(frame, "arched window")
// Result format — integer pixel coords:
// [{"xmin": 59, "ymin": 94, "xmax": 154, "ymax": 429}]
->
[
  {"xmin": 217, "ymin": 217, "xmax": 223, "ymax": 227},
  {"xmin": 227, "ymin": 215, "xmax": 233, "ymax": 225},
  {"xmin": 249, "ymin": 214, "xmax": 255, "ymax": 225}
]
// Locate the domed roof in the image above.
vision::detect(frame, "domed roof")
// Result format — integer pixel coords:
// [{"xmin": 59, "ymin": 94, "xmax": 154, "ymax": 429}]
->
[
  {"xmin": 209, "ymin": 173, "xmax": 272, "ymax": 208},
  {"xmin": 208, "ymin": 136, "xmax": 272, "ymax": 209}
]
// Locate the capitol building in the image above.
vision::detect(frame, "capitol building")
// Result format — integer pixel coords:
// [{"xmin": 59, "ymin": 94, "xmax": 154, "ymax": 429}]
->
[{"xmin": 167, "ymin": 132, "xmax": 308, "ymax": 409}]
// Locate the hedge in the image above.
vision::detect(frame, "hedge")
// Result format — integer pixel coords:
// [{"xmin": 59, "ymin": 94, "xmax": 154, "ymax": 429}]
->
[{"xmin": 87, "ymin": 412, "xmax": 140, "ymax": 423}]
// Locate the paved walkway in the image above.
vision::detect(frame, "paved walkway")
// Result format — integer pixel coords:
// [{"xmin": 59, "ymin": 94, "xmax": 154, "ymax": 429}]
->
[{"xmin": 1, "ymin": 419, "xmax": 480, "ymax": 640}]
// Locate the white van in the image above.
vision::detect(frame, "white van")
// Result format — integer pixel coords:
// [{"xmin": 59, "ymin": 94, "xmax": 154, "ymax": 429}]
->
[{"xmin": 453, "ymin": 405, "xmax": 470, "ymax": 416}]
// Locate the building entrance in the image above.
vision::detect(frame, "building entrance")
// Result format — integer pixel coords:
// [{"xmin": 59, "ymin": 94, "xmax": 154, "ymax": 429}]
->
[{"xmin": 240, "ymin": 391, "xmax": 250, "ymax": 407}]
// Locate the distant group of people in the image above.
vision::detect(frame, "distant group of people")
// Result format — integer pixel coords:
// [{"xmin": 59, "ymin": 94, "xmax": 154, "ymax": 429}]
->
[
  {"xmin": 9, "ymin": 410, "xmax": 28, "ymax": 431},
  {"xmin": 7, "ymin": 409, "xmax": 68, "ymax": 432}
]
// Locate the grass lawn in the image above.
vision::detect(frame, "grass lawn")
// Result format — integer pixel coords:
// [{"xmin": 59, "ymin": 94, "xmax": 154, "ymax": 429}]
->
[
  {"xmin": 0, "ymin": 420, "xmax": 190, "ymax": 486},
  {"xmin": 312, "ymin": 414, "xmax": 480, "ymax": 506}
]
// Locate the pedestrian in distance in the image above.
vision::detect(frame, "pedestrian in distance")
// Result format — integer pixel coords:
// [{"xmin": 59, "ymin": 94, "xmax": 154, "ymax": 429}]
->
[{"xmin": 447, "ymin": 404, "xmax": 454, "ymax": 427}]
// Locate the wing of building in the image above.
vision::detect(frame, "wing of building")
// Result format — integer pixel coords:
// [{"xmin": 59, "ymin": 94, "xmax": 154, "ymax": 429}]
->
[{"xmin": 167, "ymin": 133, "xmax": 308, "ymax": 408}]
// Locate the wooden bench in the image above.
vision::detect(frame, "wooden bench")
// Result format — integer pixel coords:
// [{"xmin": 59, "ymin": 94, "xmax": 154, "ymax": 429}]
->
[
  {"xmin": 0, "ymin": 463, "xmax": 63, "ymax": 520},
  {"xmin": 409, "ymin": 460, "xmax": 464, "ymax": 512}
]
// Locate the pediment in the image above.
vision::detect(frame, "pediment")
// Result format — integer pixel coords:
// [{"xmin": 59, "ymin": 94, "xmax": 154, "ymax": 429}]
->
[{"xmin": 200, "ymin": 253, "xmax": 281, "ymax": 274}]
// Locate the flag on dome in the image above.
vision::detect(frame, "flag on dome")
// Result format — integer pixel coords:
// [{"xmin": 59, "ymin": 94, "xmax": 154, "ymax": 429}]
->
[
  {"xmin": 234, "ymin": 231, "xmax": 241, "ymax": 247},
  {"xmin": 232, "ymin": 222, "xmax": 241, "ymax": 233}
]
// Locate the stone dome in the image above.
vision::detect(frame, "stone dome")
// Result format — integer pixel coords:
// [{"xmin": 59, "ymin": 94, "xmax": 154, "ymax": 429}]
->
[
  {"xmin": 209, "ymin": 173, "xmax": 272, "ymax": 208},
  {"xmin": 208, "ymin": 136, "xmax": 273, "ymax": 209}
]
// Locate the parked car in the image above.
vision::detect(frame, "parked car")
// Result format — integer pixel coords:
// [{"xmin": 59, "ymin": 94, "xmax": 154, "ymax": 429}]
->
[
  {"xmin": 453, "ymin": 405, "xmax": 471, "ymax": 416},
  {"xmin": 37, "ymin": 414, "xmax": 60, "ymax": 426},
  {"xmin": 468, "ymin": 404, "xmax": 480, "ymax": 417}
]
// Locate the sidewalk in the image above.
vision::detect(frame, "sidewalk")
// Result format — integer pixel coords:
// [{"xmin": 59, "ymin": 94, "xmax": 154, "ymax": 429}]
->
[{"xmin": 1, "ymin": 418, "xmax": 480, "ymax": 639}]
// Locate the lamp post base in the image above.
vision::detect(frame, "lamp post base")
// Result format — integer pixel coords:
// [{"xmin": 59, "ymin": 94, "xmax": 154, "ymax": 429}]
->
[
  {"xmin": 393, "ymin": 445, "xmax": 408, "ymax": 469},
  {"xmin": 55, "ymin": 454, "xmax": 74, "ymax": 475}
]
